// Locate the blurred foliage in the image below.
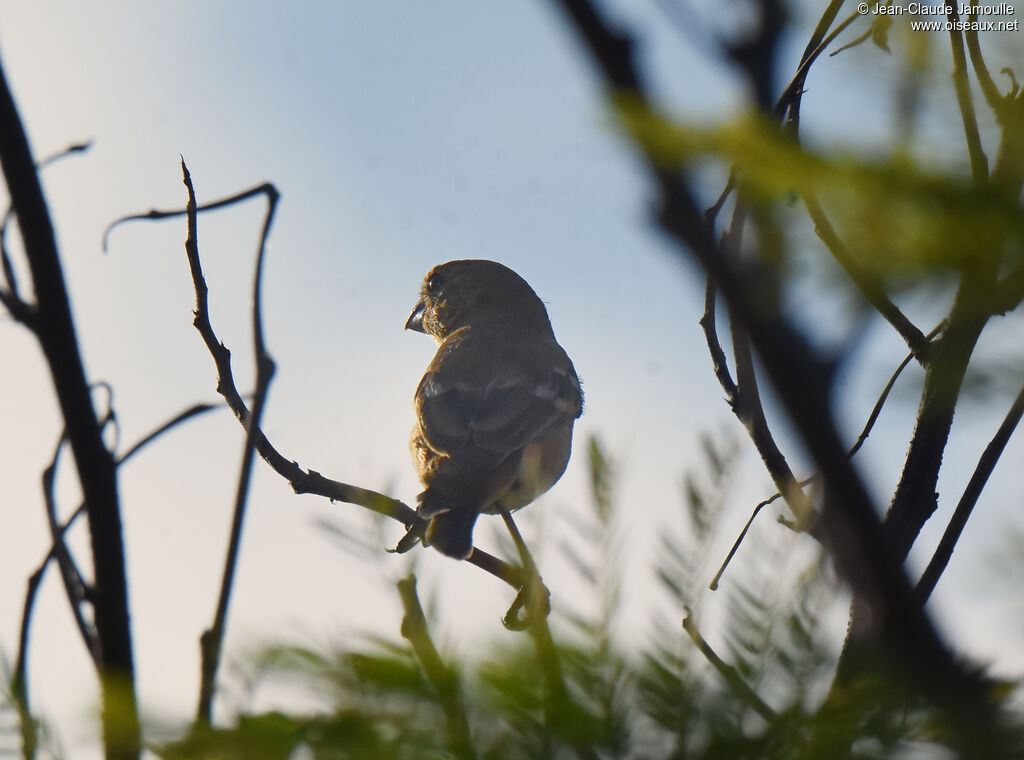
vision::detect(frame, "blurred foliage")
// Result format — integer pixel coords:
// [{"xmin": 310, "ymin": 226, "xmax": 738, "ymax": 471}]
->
[{"xmin": 156, "ymin": 435, "xmax": 1024, "ymax": 759}]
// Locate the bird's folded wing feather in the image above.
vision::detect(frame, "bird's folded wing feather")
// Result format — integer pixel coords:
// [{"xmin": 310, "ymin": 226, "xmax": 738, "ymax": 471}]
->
[{"xmin": 415, "ymin": 333, "xmax": 582, "ymax": 469}]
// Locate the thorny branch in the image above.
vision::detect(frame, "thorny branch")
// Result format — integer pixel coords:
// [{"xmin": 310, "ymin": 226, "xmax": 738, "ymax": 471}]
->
[{"xmin": 183, "ymin": 161, "xmax": 279, "ymax": 725}]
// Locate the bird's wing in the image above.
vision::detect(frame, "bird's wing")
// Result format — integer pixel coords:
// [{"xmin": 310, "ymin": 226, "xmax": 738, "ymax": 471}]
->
[{"xmin": 415, "ymin": 332, "xmax": 582, "ymax": 469}]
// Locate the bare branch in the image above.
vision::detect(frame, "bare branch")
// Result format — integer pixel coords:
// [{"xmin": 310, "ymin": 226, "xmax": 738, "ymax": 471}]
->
[
  {"xmin": 40, "ymin": 435, "xmax": 99, "ymax": 663},
  {"xmin": 185, "ymin": 160, "xmax": 279, "ymax": 726},
  {"xmin": 712, "ymin": 322, "xmax": 943, "ymax": 589},
  {"xmin": 114, "ymin": 402, "xmax": 221, "ymax": 465},
  {"xmin": 0, "ymin": 56, "xmax": 138, "ymax": 757},
  {"xmin": 916, "ymin": 383, "xmax": 1024, "ymax": 602},
  {"xmin": 946, "ymin": 9, "xmax": 989, "ymax": 185},
  {"xmin": 776, "ymin": 1, "xmax": 853, "ymax": 131},
  {"xmin": 803, "ymin": 195, "xmax": 929, "ymax": 358},
  {"xmin": 699, "ymin": 279, "xmax": 738, "ymax": 407},
  {"xmin": 1, "ymin": 140, "xmax": 90, "ymax": 315},
  {"xmin": 102, "ymin": 180, "xmax": 276, "ymax": 253},
  {"xmin": 682, "ymin": 607, "xmax": 776, "ymax": 723}
]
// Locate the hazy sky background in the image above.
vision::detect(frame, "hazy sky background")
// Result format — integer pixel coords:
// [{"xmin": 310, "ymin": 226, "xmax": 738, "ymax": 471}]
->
[{"xmin": 1, "ymin": 2, "xmax": 1022, "ymax": 757}]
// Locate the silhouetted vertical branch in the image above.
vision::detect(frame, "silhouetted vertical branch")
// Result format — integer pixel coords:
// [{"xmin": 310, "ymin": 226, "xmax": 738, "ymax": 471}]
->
[
  {"xmin": 186, "ymin": 162, "xmax": 280, "ymax": 726},
  {"xmin": 0, "ymin": 53, "xmax": 138, "ymax": 760}
]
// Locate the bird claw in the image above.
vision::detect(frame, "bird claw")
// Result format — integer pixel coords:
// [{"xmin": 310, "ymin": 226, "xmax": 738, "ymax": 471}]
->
[
  {"xmin": 390, "ymin": 520, "xmax": 428, "ymax": 554},
  {"xmin": 501, "ymin": 572, "xmax": 551, "ymax": 631}
]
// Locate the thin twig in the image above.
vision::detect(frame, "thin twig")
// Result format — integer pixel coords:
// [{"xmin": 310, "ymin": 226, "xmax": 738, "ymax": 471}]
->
[
  {"xmin": 187, "ymin": 160, "xmax": 279, "ymax": 725},
  {"xmin": 775, "ymin": 1, "xmax": 858, "ymax": 129},
  {"xmin": 916, "ymin": 383, "xmax": 1024, "ymax": 602},
  {"xmin": 397, "ymin": 575, "xmax": 476, "ymax": 760},
  {"xmin": 1, "ymin": 140, "xmax": 91, "ymax": 305},
  {"xmin": 102, "ymin": 181, "xmax": 275, "ymax": 252},
  {"xmin": 682, "ymin": 606, "xmax": 776, "ymax": 723},
  {"xmin": 114, "ymin": 402, "xmax": 221, "ymax": 464},
  {"xmin": 699, "ymin": 279, "xmax": 738, "ymax": 407},
  {"xmin": 803, "ymin": 195, "xmax": 929, "ymax": 358},
  {"xmin": 711, "ymin": 322, "xmax": 944, "ymax": 589},
  {"xmin": 13, "ymin": 399, "xmax": 228, "ymax": 719},
  {"xmin": 40, "ymin": 434, "xmax": 99, "ymax": 663},
  {"xmin": 963, "ymin": 27, "xmax": 1002, "ymax": 110},
  {"xmin": 946, "ymin": 8, "xmax": 989, "ymax": 185},
  {"xmin": 714, "ymin": 199, "xmax": 812, "ymax": 530},
  {"xmin": 0, "ymin": 56, "xmax": 139, "ymax": 758}
]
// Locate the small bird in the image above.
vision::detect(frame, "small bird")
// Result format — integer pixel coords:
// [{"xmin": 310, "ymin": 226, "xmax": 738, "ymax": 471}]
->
[{"xmin": 404, "ymin": 259, "xmax": 583, "ymax": 559}]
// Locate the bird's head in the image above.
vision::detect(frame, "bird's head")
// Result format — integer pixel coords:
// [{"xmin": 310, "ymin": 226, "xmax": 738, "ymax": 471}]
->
[{"xmin": 405, "ymin": 259, "xmax": 553, "ymax": 341}]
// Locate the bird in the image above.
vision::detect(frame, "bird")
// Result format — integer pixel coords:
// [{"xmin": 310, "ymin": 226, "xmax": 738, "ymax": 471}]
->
[{"xmin": 403, "ymin": 259, "xmax": 583, "ymax": 559}]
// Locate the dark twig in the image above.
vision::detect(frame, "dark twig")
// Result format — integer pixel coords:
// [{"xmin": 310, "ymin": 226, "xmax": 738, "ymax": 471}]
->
[
  {"xmin": 711, "ymin": 322, "xmax": 943, "ymax": 589},
  {"xmin": 682, "ymin": 606, "xmax": 776, "ymax": 723},
  {"xmin": 916, "ymin": 383, "xmax": 1024, "ymax": 602},
  {"xmin": 397, "ymin": 575, "xmax": 476, "ymax": 760},
  {"xmin": 780, "ymin": 8, "xmax": 930, "ymax": 358},
  {"xmin": 709, "ymin": 491, "xmax": 780, "ymax": 592},
  {"xmin": 803, "ymin": 196, "xmax": 929, "ymax": 358},
  {"xmin": 963, "ymin": 27, "xmax": 1002, "ymax": 111},
  {"xmin": 946, "ymin": 8, "xmax": 989, "ymax": 185},
  {"xmin": 710, "ymin": 201, "xmax": 811, "ymax": 532},
  {"xmin": 0, "ymin": 56, "xmax": 138, "ymax": 758},
  {"xmin": 699, "ymin": 279, "xmax": 738, "ymax": 407},
  {"xmin": 40, "ymin": 434, "xmax": 99, "ymax": 663},
  {"xmin": 775, "ymin": 0, "xmax": 853, "ymax": 128},
  {"xmin": 185, "ymin": 161, "xmax": 279, "ymax": 726},
  {"xmin": 114, "ymin": 402, "xmax": 220, "ymax": 465},
  {"xmin": 102, "ymin": 181, "xmax": 275, "ymax": 252},
  {"xmin": 1, "ymin": 140, "xmax": 90, "ymax": 310},
  {"xmin": 13, "ymin": 399, "xmax": 227, "ymax": 726}
]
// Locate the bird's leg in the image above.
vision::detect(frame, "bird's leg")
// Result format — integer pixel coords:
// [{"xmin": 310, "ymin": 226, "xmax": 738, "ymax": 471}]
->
[{"xmin": 500, "ymin": 511, "xmax": 551, "ymax": 630}]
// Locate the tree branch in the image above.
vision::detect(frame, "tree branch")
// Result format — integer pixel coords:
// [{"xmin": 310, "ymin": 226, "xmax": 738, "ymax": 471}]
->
[
  {"xmin": 183, "ymin": 161, "xmax": 279, "ymax": 726},
  {"xmin": 681, "ymin": 607, "xmax": 776, "ymax": 724},
  {"xmin": 916, "ymin": 382, "xmax": 1024, "ymax": 602},
  {"xmin": 0, "ymin": 53, "xmax": 138, "ymax": 759}
]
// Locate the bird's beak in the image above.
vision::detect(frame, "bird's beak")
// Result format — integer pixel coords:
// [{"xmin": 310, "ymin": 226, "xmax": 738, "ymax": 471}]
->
[{"xmin": 405, "ymin": 298, "xmax": 426, "ymax": 333}]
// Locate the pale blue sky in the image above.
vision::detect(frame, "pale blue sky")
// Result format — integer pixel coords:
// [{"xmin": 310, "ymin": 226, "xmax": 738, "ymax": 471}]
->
[{"xmin": 1, "ymin": 2, "xmax": 1021, "ymax": 756}]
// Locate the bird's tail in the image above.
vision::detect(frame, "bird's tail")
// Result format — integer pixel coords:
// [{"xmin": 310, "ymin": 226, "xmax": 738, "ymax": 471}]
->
[{"xmin": 426, "ymin": 508, "xmax": 478, "ymax": 559}]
